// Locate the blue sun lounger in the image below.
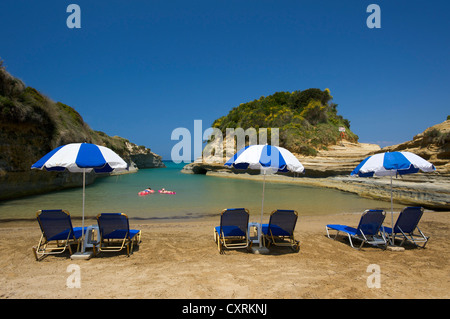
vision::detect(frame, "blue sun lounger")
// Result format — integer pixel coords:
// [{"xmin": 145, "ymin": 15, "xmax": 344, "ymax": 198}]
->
[
  {"xmin": 33, "ymin": 210, "xmax": 87, "ymax": 261},
  {"xmin": 95, "ymin": 213, "xmax": 141, "ymax": 257},
  {"xmin": 262, "ymin": 210, "xmax": 300, "ymax": 252},
  {"xmin": 214, "ymin": 208, "xmax": 250, "ymax": 253},
  {"xmin": 326, "ymin": 210, "xmax": 388, "ymax": 250},
  {"xmin": 381, "ymin": 207, "xmax": 429, "ymax": 248}
]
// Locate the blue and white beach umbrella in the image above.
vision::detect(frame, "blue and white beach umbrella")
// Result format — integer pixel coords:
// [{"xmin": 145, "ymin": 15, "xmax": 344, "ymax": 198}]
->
[
  {"xmin": 351, "ymin": 151, "xmax": 435, "ymax": 244},
  {"xmin": 225, "ymin": 144, "xmax": 304, "ymax": 248},
  {"xmin": 351, "ymin": 151, "xmax": 435, "ymax": 177},
  {"xmin": 31, "ymin": 142, "xmax": 128, "ymax": 173},
  {"xmin": 225, "ymin": 144, "xmax": 305, "ymax": 173},
  {"xmin": 32, "ymin": 143, "xmax": 128, "ymax": 252}
]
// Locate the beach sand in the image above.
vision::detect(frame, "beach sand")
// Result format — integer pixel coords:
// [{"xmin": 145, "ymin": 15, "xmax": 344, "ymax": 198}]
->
[{"xmin": 0, "ymin": 211, "xmax": 449, "ymax": 299}]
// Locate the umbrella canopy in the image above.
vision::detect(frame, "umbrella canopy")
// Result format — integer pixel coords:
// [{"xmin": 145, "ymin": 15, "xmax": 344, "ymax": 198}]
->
[
  {"xmin": 351, "ymin": 151, "xmax": 435, "ymax": 177},
  {"xmin": 31, "ymin": 143, "xmax": 128, "ymax": 173},
  {"xmin": 31, "ymin": 143, "xmax": 128, "ymax": 253},
  {"xmin": 225, "ymin": 144, "xmax": 305, "ymax": 173},
  {"xmin": 225, "ymin": 144, "xmax": 304, "ymax": 248},
  {"xmin": 350, "ymin": 151, "xmax": 435, "ymax": 244}
]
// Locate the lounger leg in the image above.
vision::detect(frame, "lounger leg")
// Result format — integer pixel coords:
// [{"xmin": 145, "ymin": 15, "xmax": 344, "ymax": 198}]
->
[
  {"xmin": 33, "ymin": 236, "xmax": 45, "ymax": 261},
  {"xmin": 417, "ymin": 228, "xmax": 429, "ymax": 248},
  {"xmin": 380, "ymin": 232, "xmax": 388, "ymax": 250},
  {"xmin": 32, "ymin": 247, "xmax": 39, "ymax": 261},
  {"xmin": 398, "ymin": 235, "xmax": 407, "ymax": 247},
  {"xmin": 409, "ymin": 234, "xmax": 418, "ymax": 246},
  {"xmin": 292, "ymin": 240, "xmax": 300, "ymax": 252},
  {"xmin": 357, "ymin": 231, "xmax": 369, "ymax": 250},
  {"xmin": 357, "ymin": 239, "xmax": 365, "ymax": 250},
  {"xmin": 263, "ymin": 234, "xmax": 271, "ymax": 247},
  {"xmin": 347, "ymin": 233, "xmax": 355, "ymax": 248},
  {"xmin": 326, "ymin": 226, "xmax": 340, "ymax": 240},
  {"xmin": 214, "ymin": 230, "xmax": 223, "ymax": 253},
  {"xmin": 130, "ymin": 236, "xmax": 138, "ymax": 255},
  {"xmin": 325, "ymin": 226, "xmax": 332, "ymax": 239},
  {"xmin": 129, "ymin": 236, "xmax": 139, "ymax": 255},
  {"xmin": 97, "ymin": 241, "xmax": 102, "ymax": 256},
  {"xmin": 218, "ymin": 236, "xmax": 223, "ymax": 254}
]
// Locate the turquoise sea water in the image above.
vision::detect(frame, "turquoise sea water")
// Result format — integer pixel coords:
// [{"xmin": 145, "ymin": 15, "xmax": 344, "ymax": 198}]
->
[{"xmin": 0, "ymin": 161, "xmax": 402, "ymax": 221}]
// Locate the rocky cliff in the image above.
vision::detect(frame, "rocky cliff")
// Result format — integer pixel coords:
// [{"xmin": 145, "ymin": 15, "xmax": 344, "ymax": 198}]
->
[
  {"xmin": 378, "ymin": 119, "xmax": 450, "ymax": 176},
  {"xmin": 182, "ymin": 139, "xmax": 381, "ymax": 177},
  {"xmin": 0, "ymin": 66, "xmax": 164, "ymax": 200},
  {"xmin": 182, "ymin": 121, "xmax": 449, "ymax": 210},
  {"xmin": 291, "ymin": 126, "xmax": 449, "ymax": 209}
]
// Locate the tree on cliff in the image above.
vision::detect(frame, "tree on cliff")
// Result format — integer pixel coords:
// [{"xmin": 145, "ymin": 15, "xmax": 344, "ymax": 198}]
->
[{"xmin": 212, "ymin": 88, "xmax": 358, "ymax": 156}]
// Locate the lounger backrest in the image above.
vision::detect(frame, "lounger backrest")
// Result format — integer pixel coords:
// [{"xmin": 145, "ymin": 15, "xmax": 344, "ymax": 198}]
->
[
  {"xmin": 357, "ymin": 210, "xmax": 385, "ymax": 236},
  {"xmin": 268, "ymin": 210, "xmax": 298, "ymax": 236},
  {"xmin": 394, "ymin": 207, "xmax": 424, "ymax": 233},
  {"xmin": 220, "ymin": 208, "xmax": 249, "ymax": 236},
  {"xmin": 37, "ymin": 210, "xmax": 75, "ymax": 241},
  {"xmin": 97, "ymin": 213, "xmax": 130, "ymax": 239}
]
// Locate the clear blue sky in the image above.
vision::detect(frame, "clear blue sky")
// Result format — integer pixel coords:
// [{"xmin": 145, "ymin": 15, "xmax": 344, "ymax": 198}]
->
[{"xmin": 1, "ymin": 0, "xmax": 449, "ymax": 159}]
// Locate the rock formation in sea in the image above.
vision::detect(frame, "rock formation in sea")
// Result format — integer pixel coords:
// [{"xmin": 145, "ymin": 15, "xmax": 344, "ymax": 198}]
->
[
  {"xmin": 0, "ymin": 64, "xmax": 164, "ymax": 200},
  {"xmin": 181, "ymin": 139, "xmax": 381, "ymax": 178},
  {"xmin": 182, "ymin": 110, "xmax": 449, "ymax": 210}
]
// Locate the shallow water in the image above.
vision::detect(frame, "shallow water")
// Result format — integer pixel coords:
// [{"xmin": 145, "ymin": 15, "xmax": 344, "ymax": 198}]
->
[{"xmin": 0, "ymin": 161, "xmax": 403, "ymax": 221}]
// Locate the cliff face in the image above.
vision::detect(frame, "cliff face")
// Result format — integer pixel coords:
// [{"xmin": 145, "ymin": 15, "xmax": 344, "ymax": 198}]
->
[
  {"xmin": 183, "ymin": 139, "xmax": 381, "ymax": 177},
  {"xmin": 378, "ymin": 119, "xmax": 450, "ymax": 176},
  {"xmin": 182, "ymin": 115, "xmax": 449, "ymax": 210},
  {"xmin": 0, "ymin": 67, "xmax": 164, "ymax": 200}
]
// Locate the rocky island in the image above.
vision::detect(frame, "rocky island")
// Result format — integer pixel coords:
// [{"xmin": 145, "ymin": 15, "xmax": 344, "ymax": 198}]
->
[
  {"xmin": 182, "ymin": 89, "xmax": 450, "ymax": 210},
  {"xmin": 0, "ymin": 65, "xmax": 164, "ymax": 201}
]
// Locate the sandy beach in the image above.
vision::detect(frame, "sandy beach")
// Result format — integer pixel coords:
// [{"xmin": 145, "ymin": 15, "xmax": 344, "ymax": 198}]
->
[{"xmin": 0, "ymin": 210, "xmax": 449, "ymax": 300}]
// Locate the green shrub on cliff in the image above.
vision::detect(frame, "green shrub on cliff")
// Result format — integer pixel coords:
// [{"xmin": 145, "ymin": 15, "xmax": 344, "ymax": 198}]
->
[
  {"xmin": 424, "ymin": 128, "xmax": 450, "ymax": 147},
  {"xmin": 212, "ymin": 88, "xmax": 358, "ymax": 155}
]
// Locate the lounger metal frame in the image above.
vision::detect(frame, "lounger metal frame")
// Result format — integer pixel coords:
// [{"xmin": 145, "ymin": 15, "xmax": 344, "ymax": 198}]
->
[
  {"xmin": 382, "ymin": 207, "xmax": 429, "ymax": 248},
  {"xmin": 33, "ymin": 210, "xmax": 81, "ymax": 261},
  {"xmin": 388, "ymin": 226, "xmax": 428, "ymax": 248},
  {"xmin": 262, "ymin": 210, "xmax": 300, "ymax": 252},
  {"xmin": 214, "ymin": 208, "xmax": 250, "ymax": 253},
  {"xmin": 326, "ymin": 210, "xmax": 388, "ymax": 250},
  {"xmin": 95, "ymin": 213, "xmax": 141, "ymax": 257}
]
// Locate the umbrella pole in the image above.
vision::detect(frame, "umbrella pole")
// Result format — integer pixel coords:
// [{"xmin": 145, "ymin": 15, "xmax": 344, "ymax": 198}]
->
[
  {"xmin": 390, "ymin": 175, "xmax": 394, "ymax": 245},
  {"xmin": 259, "ymin": 170, "xmax": 266, "ymax": 248},
  {"xmin": 81, "ymin": 168, "xmax": 86, "ymax": 252},
  {"xmin": 70, "ymin": 169, "xmax": 93, "ymax": 260}
]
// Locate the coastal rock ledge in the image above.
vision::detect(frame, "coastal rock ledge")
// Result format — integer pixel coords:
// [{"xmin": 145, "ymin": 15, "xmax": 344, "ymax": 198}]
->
[{"xmin": 182, "ymin": 133, "xmax": 450, "ymax": 210}]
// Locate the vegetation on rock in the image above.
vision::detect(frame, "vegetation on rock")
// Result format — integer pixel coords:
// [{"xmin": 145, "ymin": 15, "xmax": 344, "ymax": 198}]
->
[
  {"xmin": 212, "ymin": 88, "xmax": 358, "ymax": 156},
  {"xmin": 0, "ymin": 62, "xmax": 154, "ymax": 171}
]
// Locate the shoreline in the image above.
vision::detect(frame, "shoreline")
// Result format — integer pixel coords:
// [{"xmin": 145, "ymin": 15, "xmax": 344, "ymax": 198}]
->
[
  {"xmin": 1, "ymin": 211, "xmax": 449, "ymax": 299},
  {"xmin": 0, "ymin": 209, "xmax": 370, "ymax": 224},
  {"xmin": 182, "ymin": 165, "xmax": 450, "ymax": 211}
]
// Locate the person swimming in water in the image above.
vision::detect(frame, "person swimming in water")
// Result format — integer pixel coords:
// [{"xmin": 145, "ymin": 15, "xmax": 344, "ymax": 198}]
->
[{"xmin": 139, "ymin": 187, "xmax": 154, "ymax": 196}]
